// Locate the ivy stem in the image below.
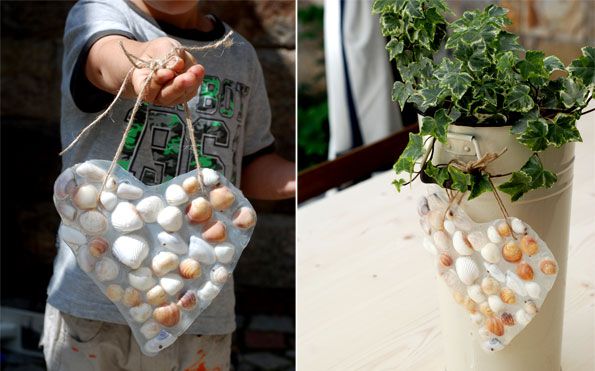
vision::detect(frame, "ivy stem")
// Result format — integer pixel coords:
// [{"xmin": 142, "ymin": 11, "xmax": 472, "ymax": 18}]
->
[
  {"xmin": 403, "ymin": 137, "xmax": 437, "ymax": 187},
  {"xmin": 581, "ymin": 107, "xmax": 595, "ymax": 115}
]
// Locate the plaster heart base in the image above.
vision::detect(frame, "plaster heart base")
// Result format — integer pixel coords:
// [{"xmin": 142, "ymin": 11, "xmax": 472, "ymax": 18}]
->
[
  {"xmin": 418, "ymin": 190, "xmax": 558, "ymax": 352},
  {"xmin": 53, "ymin": 160, "xmax": 256, "ymax": 356}
]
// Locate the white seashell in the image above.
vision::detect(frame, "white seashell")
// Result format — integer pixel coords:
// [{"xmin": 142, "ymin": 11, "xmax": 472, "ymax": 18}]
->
[
  {"xmin": 112, "ymin": 235, "xmax": 149, "ymax": 269},
  {"xmin": 487, "ymin": 226, "xmax": 502, "ymax": 243},
  {"xmin": 515, "ymin": 309, "xmax": 532, "ymax": 326},
  {"xmin": 506, "ymin": 271, "xmax": 528, "ymax": 296},
  {"xmin": 525, "ymin": 282, "xmax": 541, "ymax": 299},
  {"xmin": 75, "ymin": 162, "xmax": 106, "ymax": 181},
  {"xmin": 443, "ymin": 220, "xmax": 456, "ymax": 235},
  {"xmin": 214, "ymin": 243, "xmax": 235, "ymax": 264},
  {"xmin": 151, "ymin": 252, "xmax": 179, "ymax": 276},
  {"xmin": 157, "ymin": 206, "xmax": 183, "ymax": 232},
  {"xmin": 423, "ymin": 237, "xmax": 437, "ymax": 256},
  {"xmin": 140, "ymin": 321, "xmax": 161, "ymax": 339},
  {"xmin": 130, "ymin": 303, "xmax": 152, "ymax": 323},
  {"xmin": 428, "ymin": 210, "xmax": 444, "ymax": 231},
  {"xmin": 201, "ymin": 168, "xmax": 220, "ymax": 187},
  {"xmin": 198, "ymin": 281, "xmax": 220, "ymax": 302},
  {"xmin": 160, "ymin": 274, "xmax": 184, "ymax": 296},
  {"xmin": 105, "ymin": 176, "xmax": 118, "ymax": 192},
  {"xmin": 136, "ymin": 196, "xmax": 164, "ymax": 223},
  {"xmin": 482, "ymin": 338, "xmax": 505, "ymax": 352},
  {"xmin": 54, "ymin": 169, "xmax": 77, "ymax": 199},
  {"xmin": 58, "ymin": 203, "xmax": 76, "ymax": 221},
  {"xmin": 105, "ymin": 284, "xmax": 123, "ymax": 302},
  {"xmin": 511, "ymin": 218, "xmax": 527, "ymax": 234},
  {"xmin": 157, "ymin": 232, "xmax": 188, "ymax": 254},
  {"xmin": 417, "ymin": 197, "xmax": 429, "ymax": 216},
  {"xmin": 117, "ymin": 183, "xmax": 143, "ymax": 200},
  {"xmin": 111, "ymin": 202, "xmax": 143, "ymax": 232},
  {"xmin": 455, "ymin": 257, "xmax": 480, "ymax": 285},
  {"xmin": 128, "ymin": 267, "xmax": 156, "ymax": 291},
  {"xmin": 471, "ymin": 312, "xmax": 484, "ymax": 325},
  {"xmin": 95, "ymin": 257, "xmax": 119, "ymax": 281},
  {"xmin": 210, "ymin": 265, "xmax": 229, "ymax": 285},
  {"xmin": 182, "ymin": 176, "xmax": 200, "ymax": 195},
  {"xmin": 488, "ymin": 295, "xmax": 506, "ymax": 313},
  {"xmin": 433, "ymin": 230, "xmax": 450, "ymax": 252},
  {"xmin": 165, "ymin": 184, "xmax": 188, "ymax": 206},
  {"xmin": 453, "ymin": 231, "xmax": 473, "ymax": 256},
  {"xmin": 76, "ymin": 247, "xmax": 97, "ymax": 273},
  {"xmin": 467, "ymin": 285, "xmax": 486, "ymax": 303},
  {"xmin": 100, "ymin": 192, "xmax": 118, "ymax": 211},
  {"xmin": 420, "ymin": 216, "xmax": 431, "ymax": 235},
  {"xmin": 467, "ymin": 231, "xmax": 487, "ymax": 251},
  {"xmin": 79, "ymin": 210, "xmax": 108, "ymax": 235},
  {"xmin": 451, "ymin": 215, "xmax": 473, "ymax": 232},
  {"xmin": 441, "ymin": 269, "xmax": 465, "ymax": 291},
  {"xmin": 484, "ymin": 262, "xmax": 506, "ymax": 283},
  {"xmin": 60, "ymin": 225, "xmax": 87, "ymax": 245},
  {"xmin": 478, "ymin": 326, "xmax": 491, "ymax": 339},
  {"xmin": 73, "ymin": 185, "xmax": 98, "ymax": 210},
  {"xmin": 188, "ymin": 235, "xmax": 216, "ymax": 265},
  {"xmin": 481, "ymin": 243, "xmax": 501, "ymax": 264}
]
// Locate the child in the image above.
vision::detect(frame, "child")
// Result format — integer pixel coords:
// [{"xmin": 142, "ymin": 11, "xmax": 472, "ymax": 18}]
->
[{"xmin": 42, "ymin": 0, "xmax": 295, "ymax": 370}]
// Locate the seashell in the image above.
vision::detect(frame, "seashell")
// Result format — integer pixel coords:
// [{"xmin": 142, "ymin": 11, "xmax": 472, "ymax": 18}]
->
[
  {"xmin": 128, "ymin": 267, "xmax": 156, "ymax": 291},
  {"xmin": 201, "ymin": 168, "xmax": 220, "ymax": 187},
  {"xmin": 76, "ymin": 246, "xmax": 97, "ymax": 273},
  {"xmin": 417, "ymin": 197, "xmax": 429, "ymax": 216},
  {"xmin": 506, "ymin": 271, "xmax": 528, "ymax": 296},
  {"xmin": 502, "ymin": 241, "xmax": 522, "ymax": 263},
  {"xmin": 157, "ymin": 232, "xmax": 188, "ymax": 254},
  {"xmin": 179, "ymin": 258, "xmax": 201, "ymax": 279},
  {"xmin": 423, "ymin": 237, "xmax": 437, "ymax": 256},
  {"xmin": 464, "ymin": 297, "xmax": 477, "ymax": 313},
  {"xmin": 450, "ymin": 214, "xmax": 473, "ymax": 232},
  {"xmin": 483, "ymin": 338, "xmax": 504, "ymax": 352},
  {"xmin": 73, "ymin": 184, "xmax": 98, "ymax": 210},
  {"xmin": 511, "ymin": 218, "xmax": 527, "ymax": 235},
  {"xmin": 438, "ymin": 254, "xmax": 453, "ymax": 268},
  {"xmin": 478, "ymin": 326, "xmax": 491, "ymax": 339},
  {"xmin": 481, "ymin": 243, "xmax": 501, "ymax": 264},
  {"xmin": 105, "ymin": 284, "xmax": 123, "ymax": 302},
  {"xmin": 214, "ymin": 243, "xmax": 235, "ymax": 264},
  {"xmin": 112, "ymin": 235, "xmax": 149, "ymax": 269},
  {"xmin": 520, "ymin": 235, "xmax": 539, "ymax": 256},
  {"xmin": 455, "ymin": 257, "xmax": 480, "ymax": 286},
  {"xmin": 157, "ymin": 206, "xmax": 183, "ymax": 232},
  {"xmin": 89, "ymin": 237, "xmax": 109, "ymax": 257},
  {"xmin": 479, "ymin": 301, "xmax": 494, "ymax": 317},
  {"xmin": 516, "ymin": 309, "xmax": 532, "ymax": 326},
  {"xmin": 486, "ymin": 317, "xmax": 504, "ymax": 336},
  {"xmin": 420, "ymin": 217, "xmax": 431, "ymax": 235},
  {"xmin": 484, "ymin": 262, "xmax": 506, "ymax": 283},
  {"xmin": 105, "ymin": 176, "xmax": 117, "ymax": 192},
  {"xmin": 165, "ymin": 184, "xmax": 188, "ymax": 206},
  {"xmin": 140, "ymin": 321, "xmax": 161, "ymax": 339},
  {"xmin": 153, "ymin": 303, "xmax": 180, "ymax": 327},
  {"xmin": 123, "ymin": 287, "xmax": 141, "ymax": 307},
  {"xmin": 232, "ymin": 207, "xmax": 257, "ymax": 229},
  {"xmin": 111, "ymin": 202, "xmax": 143, "ymax": 232},
  {"xmin": 432, "ymin": 230, "xmax": 450, "ymax": 252},
  {"xmin": 182, "ymin": 176, "xmax": 201, "ymax": 195},
  {"xmin": 525, "ymin": 281, "xmax": 541, "ymax": 299},
  {"xmin": 54, "ymin": 169, "xmax": 76, "ymax": 199},
  {"xmin": 130, "ymin": 303, "xmax": 152, "ymax": 323},
  {"xmin": 487, "ymin": 226, "xmax": 502, "ymax": 243},
  {"xmin": 467, "ymin": 285, "xmax": 486, "ymax": 304},
  {"xmin": 160, "ymin": 274, "xmax": 184, "ymax": 296},
  {"xmin": 202, "ymin": 220, "xmax": 227, "ymax": 243},
  {"xmin": 145, "ymin": 285, "xmax": 168, "ymax": 306},
  {"xmin": 136, "ymin": 196, "xmax": 164, "ymax": 223},
  {"xmin": 210, "ymin": 265, "xmax": 229, "ymax": 285},
  {"xmin": 501, "ymin": 312, "xmax": 515, "ymax": 326},
  {"xmin": 100, "ymin": 191, "xmax": 118, "ymax": 211},
  {"xmin": 516, "ymin": 262, "xmax": 534, "ymax": 280},
  {"xmin": 117, "ymin": 183, "xmax": 143, "ymax": 200},
  {"xmin": 428, "ymin": 210, "xmax": 444, "ymax": 231},
  {"xmin": 471, "ymin": 312, "xmax": 484, "ymax": 325},
  {"xmin": 426, "ymin": 193, "xmax": 443, "ymax": 210},
  {"xmin": 453, "ymin": 231, "xmax": 473, "ymax": 256},
  {"xmin": 481, "ymin": 277, "xmax": 500, "ymax": 295},
  {"xmin": 177, "ymin": 291, "xmax": 198, "ymax": 310},
  {"xmin": 488, "ymin": 295, "xmax": 506, "ymax": 313},
  {"xmin": 198, "ymin": 282, "xmax": 220, "ymax": 302},
  {"xmin": 443, "ymin": 220, "xmax": 456, "ymax": 235},
  {"xmin": 499, "ymin": 287, "xmax": 516, "ymax": 304},
  {"xmin": 79, "ymin": 210, "xmax": 108, "ymax": 235},
  {"xmin": 60, "ymin": 225, "xmax": 87, "ymax": 245},
  {"xmin": 497, "ymin": 222, "xmax": 512, "ymax": 237},
  {"xmin": 152, "ymin": 252, "xmax": 180, "ymax": 277},
  {"xmin": 524, "ymin": 300, "xmax": 539, "ymax": 315},
  {"xmin": 58, "ymin": 203, "xmax": 76, "ymax": 221},
  {"xmin": 467, "ymin": 231, "xmax": 487, "ymax": 251},
  {"xmin": 189, "ymin": 236, "xmax": 216, "ymax": 264},
  {"xmin": 95, "ymin": 257, "xmax": 119, "ymax": 281},
  {"xmin": 540, "ymin": 259, "xmax": 557, "ymax": 275},
  {"xmin": 209, "ymin": 186, "xmax": 235, "ymax": 211},
  {"xmin": 452, "ymin": 291, "xmax": 465, "ymax": 305},
  {"xmin": 186, "ymin": 197, "xmax": 212, "ymax": 224},
  {"xmin": 76, "ymin": 162, "xmax": 107, "ymax": 181}
]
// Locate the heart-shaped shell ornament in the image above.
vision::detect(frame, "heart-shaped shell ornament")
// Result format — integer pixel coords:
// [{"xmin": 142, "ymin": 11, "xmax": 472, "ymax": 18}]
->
[
  {"xmin": 53, "ymin": 160, "xmax": 256, "ymax": 356},
  {"xmin": 419, "ymin": 191, "xmax": 558, "ymax": 353}
]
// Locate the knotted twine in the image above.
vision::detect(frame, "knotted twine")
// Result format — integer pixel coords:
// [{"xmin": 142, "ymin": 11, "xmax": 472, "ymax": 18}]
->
[{"xmin": 60, "ymin": 30, "xmax": 235, "ymax": 195}]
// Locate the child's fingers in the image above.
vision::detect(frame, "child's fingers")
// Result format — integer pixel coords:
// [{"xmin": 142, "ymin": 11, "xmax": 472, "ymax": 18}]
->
[{"xmin": 155, "ymin": 71, "xmax": 201, "ymax": 106}]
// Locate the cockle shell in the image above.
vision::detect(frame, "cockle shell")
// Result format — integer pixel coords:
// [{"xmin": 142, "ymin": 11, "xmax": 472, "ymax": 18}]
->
[
  {"xmin": 76, "ymin": 162, "xmax": 106, "ymax": 181},
  {"xmin": 186, "ymin": 197, "xmax": 212, "ymax": 224},
  {"xmin": 123, "ymin": 287, "xmax": 142, "ymax": 307},
  {"xmin": 497, "ymin": 222, "xmax": 512, "ymax": 237},
  {"xmin": 140, "ymin": 321, "xmax": 161, "ymax": 339},
  {"xmin": 486, "ymin": 317, "xmax": 504, "ymax": 336},
  {"xmin": 111, "ymin": 202, "xmax": 143, "ymax": 232},
  {"xmin": 464, "ymin": 297, "xmax": 477, "ymax": 313},
  {"xmin": 479, "ymin": 301, "xmax": 494, "ymax": 317},
  {"xmin": 511, "ymin": 218, "xmax": 527, "ymax": 235},
  {"xmin": 112, "ymin": 235, "xmax": 149, "ymax": 269},
  {"xmin": 160, "ymin": 274, "xmax": 184, "ymax": 296},
  {"xmin": 441, "ymin": 269, "xmax": 466, "ymax": 292},
  {"xmin": 481, "ymin": 277, "xmax": 500, "ymax": 295},
  {"xmin": 438, "ymin": 254, "xmax": 453, "ymax": 268},
  {"xmin": 100, "ymin": 191, "xmax": 118, "ymax": 211},
  {"xmin": 89, "ymin": 237, "xmax": 109, "ymax": 257},
  {"xmin": 502, "ymin": 241, "xmax": 522, "ymax": 263},
  {"xmin": 60, "ymin": 225, "xmax": 86, "ymax": 245},
  {"xmin": 177, "ymin": 291, "xmax": 198, "ymax": 310},
  {"xmin": 182, "ymin": 176, "xmax": 200, "ymax": 195},
  {"xmin": 105, "ymin": 284, "xmax": 123, "ymax": 302},
  {"xmin": 453, "ymin": 291, "xmax": 465, "ymax": 305},
  {"xmin": 73, "ymin": 185, "xmax": 98, "ymax": 210},
  {"xmin": 57, "ymin": 203, "xmax": 76, "ymax": 222},
  {"xmin": 54, "ymin": 169, "xmax": 76, "ymax": 199},
  {"xmin": 210, "ymin": 265, "xmax": 229, "ymax": 285},
  {"xmin": 524, "ymin": 300, "xmax": 539, "ymax": 315},
  {"xmin": 201, "ymin": 168, "xmax": 220, "ymax": 187},
  {"xmin": 179, "ymin": 258, "xmax": 201, "ymax": 279},
  {"xmin": 481, "ymin": 243, "xmax": 501, "ymax": 264},
  {"xmin": 453, "ymin": 231, "xmax": 473, "ymax": 256},
  {"xmin": 501, "ymin": 312, "xmax": 515, "ymax": 326},
  {"xmin": 499, "ymin": 287, "xmax": 516, "ymax": 304},
  {"xmin": 198, "ymin": 281, "xmax": 220, "ymax": 302},
  {"xmin": 506, "ymin": 271, "xmax": 528, "ymax": 296},
  {"xmin": 130, "ymin": 303, "xmax": 152, "ymax": 323},
  {"xmin": 455, "ymin": 257, "xmax": 480, "ymax": 285},
  {"xmin": 520, "ymin": 235, "xmax": 539, "ymax": 256},
  {"xmin": 189, "ymin": 236, "xmax": 216, "ymax": 265},
  {"xmin": 157, "ymin": 232, "xmax": 188, "ymax": 254},
  {"xmin": 484, "ymin": 263, "xmax": 506, "ymax": 282},
  {"xmin": 77, "ymin": 247, "xmax": 97, "ymax": 273},
  {"xmin": 467, "ymin": 231, "xmax": 487, "ymax": 251},
  {"xmin": 95, "ymin": 257, "xmax": 119, "ymax": 282},
  {"xmin": 136, "ymin": 196, "xmax": 164, "ymax": 223},
  {"xmin": 214, "ymin": 243, "xmax": 235, "ymax": 264},
  {"xmin": 516, "ymin": 262, "xmax": 534, "ymax": 280},
  {"xmin": 209, "ymin": 186, "xmax": 235, "ymax": 211},
  {"xmin": 152, "ymin": 252, "xmax": 179, "ymax": 277},
  {"xmin": 153, "ymin": 303, "xmax": 180, "ymax": 327},
  {"xmin": 488, "ymin": 295, "xmax": 506, "ymax": 313},
  {"xmin": 79, "ymin": 210, "xmax": 108, "ymax": 235},
  {"xmin": 443, "ymin": 220, "xmax": 456, "ymax": 235},
  {"xmin": 146, "ymin": 285, "xmax": 168, "ymax": 306},
  {"xmin": 232, "ymin": 207, "xmax": 257, "ymax": 229},
  {"xmin": 467, "ymin": 285, "xmax": 486, "ymax": 304},
  {"xmin": 128, "ymin": 267, "xmax": 156, "ymax": 291},
  {"xmin": 117, "ymin": 183, "xmax": 143, "ymax": 200},
  {"xmin": 433, "ymin": 230, "xmax": 450, "ymax": 252},
  {"xmin": 515, "ymin": 309, "xmax": 532, "ymax": 326},
  {"xmin": 165, "ymin": 184, "xmax": 188, "ymax": 206},
  {"xmin": 525, "ymin": 282, "xmax": 541, "ymax": 299},
  {"xmin": 540, "ymin": 259, "xmax": 557, "ymax": 275},
  {"xmin": 202, "ymin": 220, "xmax": 227, "ymax": 243},
  {"xmin": 157, "ymin": 206, "xmax": 183, "ymax": 233},
  {"xmin": 487, "ymin": 226, "xmax": 502, "ymax": 243}
]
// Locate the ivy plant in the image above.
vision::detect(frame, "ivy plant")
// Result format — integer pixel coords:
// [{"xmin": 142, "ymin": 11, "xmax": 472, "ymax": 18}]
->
[{"xmin": 373, "ymin": 0, "xmax": 594, "ymax": 201}]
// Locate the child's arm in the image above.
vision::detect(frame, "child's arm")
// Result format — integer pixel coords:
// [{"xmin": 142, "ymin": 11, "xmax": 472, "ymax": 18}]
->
[
  {"xmin": 85, "ymin": 35, "xmax": 204, "ymax": 106},
  {"xmin": 241, "ymin": 154, "xmax": 295, "ymax": 200}
]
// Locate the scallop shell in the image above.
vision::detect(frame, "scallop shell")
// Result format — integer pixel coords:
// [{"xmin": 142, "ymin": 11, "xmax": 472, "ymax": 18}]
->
[
  {"xmin": 177, "ymin": 291, "xmax": 198, "ymax": 310},
  {"xmin": 497, "ymin": 222, "xmax": 512, "ymax": 237},
  {"xmin": 198, "ymin": 281, "xmax": 220, "ymax": 302},
  {"xmin": 157, "ymin": 232, "xmax": 188, "ymax": 254},
  {"xmin": 502, "ymin": 241, "xmax": 522, "ymax": 263},
  {"xmin": 481, "ymin": 277, "xmax": 500, "ymax": 295},
  {"xmin": 60, "ymin": 225, "xmax": 87, "ymax": 245},
  {"xmin": 481, "ymin": 243, "xmax": 501, "ymax": 264},
  {"xmin": 488, "ymin": 295, "xmax": 506, "ymax": 313},
  {"xmin": 432, "ymin": 230, "xmax": 450, "ymax": 252},
  {"xmin": 100, "ymin": 191, "xmax": 118, "ymax": 211},
  {"xmin": 232, "ymin": 207, "xmax": 256, "ymax": 229},
  {"xmin": 524, "ymin": 300, "xmax": 539, "ymax": 315},
  {"xmin": 54, "ymin": 169, "xmax": 76, "ymax": 199},
  {"xmin": 443, "ymin": 220, "xmax": 456, "ymax": 235},
  {"xmin": 116, "ymin": 183, "xmax": 143, "ymax": 200},
  {"xmin": 453, "ymin": 231, "xmax": 473, "ymax": 256},
  {"xmin": 95, "ymin": 257, "xmax": 119, "ymax": 282},
  {"xmin": 188, "ymin": 236, "xmax": 216, "ymax": 265},
  {"xmin": 515, "ymin": 309, "xmax": 532, "ymax": 326},
  {"xmin": 464, "ymin": 297, "xmax": 477, "ymax": 314},
  {"xmin": 157, "ymin": 206, "xmax": 183, "ymax": 233},
  {"xmin": 525, "ymin": 281, "xmax": 541, "ymax": 299},
  {"xmin": 186, "ymin": 197, "xmax": 212, "ymax": 224},
  {"xmin": 79, "ymin": 210, "xmax": 108, "ymax": 235},
  {"xmin": 136, "ymin": 196, "xmax": 164, "ymax": 223},
  {"xmin": 467, "ymin": 285, "xmax": 486, "ymax": 304},
  {"xmin": 499, "ymin": 287, "xmax": 516, "ymax": 304},
  {"xmin": 210, "ymin": 265, "xmax": 229, "ymax": 285},
  {"xmin": 182, "ymin": 176, "xmax": 200, "ymax": 195},
  {"xmin": 511, "ymin": 218, "xmax": 527, "ymax": 235},
  {"xmin": 140, "ymin": 320, "xmax": 161, "ymax": 339},
  {"xmin": 123, "ymin": 287, "xmax": 141, "ymax": 307},
  {"xmin": 501, "ymin": 312, "xmax": 515, "ymax": 326},
  {"xmin": 179, "ymin": 258, "xmax": 201, "ymax": 279},
  {"xmin": 214, "ymin": 243, "xmax": 235, "ymax": 264},
  {"xmin": 105, "ymin": 284, "xmax": 123, "ymax": 302},
  {"xmin": 111, "ymin": 202, "xmax": 143, "ymax": 232},
  {"xmin": 151, "ymin": 252, "xmax": 179, "ymax": 277},
  {"xmin": 467, "ymin": 231, "xmax": 487, "ymax": 251},
  {"xmin": 89, "ymin": 237, "xmax": 109, "ymax": 257},
  {"xmin": 455, "ymin": 257, "xmax": 480, "ymax": 286},
  {"xmin": 487, "ymin": 226, "xmax": 502, "ymax": 243},
  {"xmin": 112, "ymin": 235, "xmax": 149, "ymax": 269},
  {"xmin": 73, "ymin": 185, "xmax": 98, "ymax": 210},
  {"xmin": 165, "ymin": 184, "xmax": 188, "ymax": 206},
  {"xmin": 440, "ymin": 269, "xmax": 465, "ymax": 292},
  {"xmin": 479, "ymin": 301, "xmax": 494, "ymax": 317},
  {"xmin": 209, "ymin": 186, "xmax": 235, "ymax": 211},
  {"xmin": 438, "ymin": 254, "xmax": 453, "ymax": 269},
  {"xmin": 516, "ymin": 262, "xmax": 534, "ymax": 280},
  {"xmin": 201, "ymin": 168, "xmax": 220, "ymax": 187},
  {"xmin": 417, "ymin": 197, "xmax": 429, "ymax": 216},
  {"xmin": 202, "ymin": 220, "xmax": 227, "ymax": 243},
  {"xmin": 160, "ymin": 274, "xmax": 184, "ymax": 296},
  {"xmin": 484, "ymin": 263, "xmax": 506, "ymax": 283},
  {"xmin": 58, "ymin": 203, "xmax": 77, "ymax": 221},
  {"xmin": 146, "ymin": 285, "xmax": 168, "ymax": 306},
  {"xmin": 540, "ymin": 259, "xmax": 557, "ymax": 275},
  {"xmin": 76, "ymin": 246, "xmax": 97, "ymax": 273},
  {"xmin": 76, "ymin": 162, "xmax": 107, "ymax": 181},
  {"xmin": 153, "ymin": 303, "xmax": 180, "ymax": 327},
  {"xmin": 428, "ymin": 210, "xmax": 444, "ymax": 231},
  {"xmin": 506, "ymin": 271, "xmax": 528, "ymax": 296},
  {"xmin": 128, "ymin": 267, "xmax": 157, "ymax": 291},
  {"xmin": 520, "ymin": 235, "xmax": 539, "ymax": 256},
  {"xmin": 130, "ymin": 303, "xmax": 152, "ymax": 323},
  {"xmin": 423, "ymin": 237, "xmax": 437, "ymax": 256},
  {"xmin": 486, "ymin": 317, "xmax": 504, "ymax": 336}
]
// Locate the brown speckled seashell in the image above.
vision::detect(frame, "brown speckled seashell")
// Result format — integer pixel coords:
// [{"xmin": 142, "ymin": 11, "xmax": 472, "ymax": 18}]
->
[
  {"xmin": 232, "ymin": 207, "xmax": 257, "ymax": 229},
  {"xmin": 464, "ymin": 297, "xmax": 477, "ymax": 314},
  {"xmin": 516, "ymin": 262, "xmax": 534, "ymax": 280},
  {"xmin": 177, "ymin": 291, "xmax": 198, "ymax": 310},
  {"xmin": 182, "ymin": 176, "xmax": 201, "ymax": 195},
  {"xmin": 501, "ymin": 312, "xmax": 515, "ymax": 327},
  {"xmin": 179, "ymin": 258, "xmax": 201, "ymax": 280},
  {"xmin": 480, "ymin": 302, "xmax": 494, "ymax": 317},
  {"xmin": 209, "ymin": 186, "xmax": 235, "ymax": 211},
  {"xmin": 89, "ymin": 237, "xmax": 109, "ymax": 257},
  {"xmin": 202, "ymin": 220, "xmax": 227, "ymax": 243},
  {"xmin": 540, "ymin": 259, "xmax": 557, "ymax": 275},
  {"xmin": 438, "ymin": 254, "xmax": 453, "ymax": 268},
  {"xmin": 499, "ymin": 287, "xmax": 516, "ymax": 304},
  {"xmin": 146, "ymin": 285, "xmax": 168, "ymax": 306},
  {"xmin": 153, "ymin": 303, "xmax": 180, "ymax": 327},
  {"xmin": 123, "ymin": 287, "xmax": 141, "ymax": 307},
  {"xmin": 520, "ymin": 235, "xmax": 539, "ymax": 256},
  {"xmin": 497, "ymin": 222, "xmax": 511, "ymax": 238},
  {"xmin": 186, "ymin": 198, "xmax": 212, "ymax": 224},
  {"xmin": 502, "ymin": 241, "xmax": 522, "ymax": 263},
  {"xmin": 486, "ymin": 317, "xmax": 504, "ymax": 336}
]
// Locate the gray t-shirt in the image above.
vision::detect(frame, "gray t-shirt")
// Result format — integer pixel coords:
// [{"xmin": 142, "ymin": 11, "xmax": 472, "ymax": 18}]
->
[{"xmin": 47, "ymin": 0, "xmax": 275, "ymax": 335}]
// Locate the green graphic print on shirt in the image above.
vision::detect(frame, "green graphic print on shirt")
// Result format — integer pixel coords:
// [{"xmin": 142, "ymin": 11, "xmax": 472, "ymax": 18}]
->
[{"xmin": 117, "ymin": 75, "xmax": 249, "ymax": 186}]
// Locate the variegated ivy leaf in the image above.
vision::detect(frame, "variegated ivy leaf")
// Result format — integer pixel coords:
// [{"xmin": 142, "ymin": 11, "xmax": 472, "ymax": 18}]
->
[
  {"xmin": 543, "ymin": 55, "xmax": 565, "ymax": 73},
  {"xmin": 420, "ymin": 108, "xmax": 459, "ymax": 143},
  {"xmin": 386, "ymin": 38, "xmax": 404, "ymax": 60},
  {"xmin": 568, "ymin": 46, "xmax": 595, "ymax": 87},
  {"xmin": 516, "ymin": 118, "xmax": 549, "ymax": 151},
  {"xmin": 393, "ymin": 132, "xmax": 425, "ymax": 177},
  {"xmin": 547, "ymin": 113, "xmax": 582, "ymax": 147},
  {"xmin": 559, "ymin": 78, "xmax": 588, "ymax": 108},
  {"xmin": 517, "ymin": 50, "xmax": 549, "ymax": 86},
  {"xmin": 392, "ymin": 81, "xmax": 414, "ymax": 107},
  {"xmin": 505, "ymin": 85, "xmax": 534, "ymax": 113},
  {"xmin": 499, "ymin": 154, "xmax": 557, "ymax": 201}
]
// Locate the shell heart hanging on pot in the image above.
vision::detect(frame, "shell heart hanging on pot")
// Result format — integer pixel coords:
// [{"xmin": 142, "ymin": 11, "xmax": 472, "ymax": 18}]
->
[
  {"xmin": 418, "ymin": 191, "xmax": 558, "ymax": 353},
  {"xmin": 52, "ymin": 160, "xmax": 256, "ymax": 357}
]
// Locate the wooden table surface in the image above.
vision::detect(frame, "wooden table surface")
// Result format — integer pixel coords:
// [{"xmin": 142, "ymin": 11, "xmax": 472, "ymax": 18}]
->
[{"xmin": 297, "ymin": 104, "xmax": 595, "ymax": 370}]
